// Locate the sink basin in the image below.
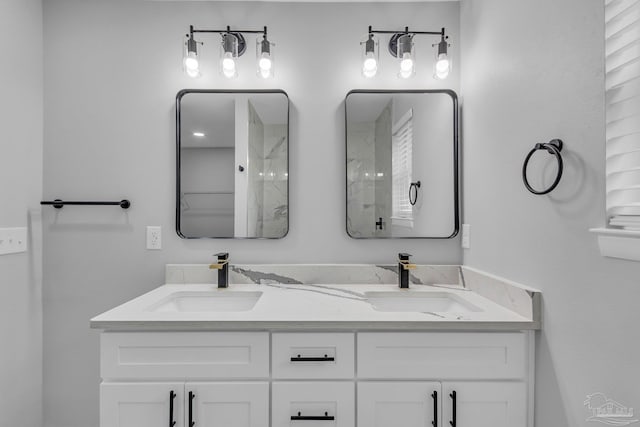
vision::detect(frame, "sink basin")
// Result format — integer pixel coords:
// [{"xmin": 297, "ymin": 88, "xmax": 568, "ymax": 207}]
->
[
  {"xmin": 146, "ymin": 291, "xmax": 262, "ymax": 313},
  {"xmin": 365, "ymin": 291, "xmax": 481, "ymax": 313}
]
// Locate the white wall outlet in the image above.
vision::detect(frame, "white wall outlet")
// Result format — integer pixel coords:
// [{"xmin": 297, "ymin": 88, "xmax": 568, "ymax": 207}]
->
[
  {"xmin": 461, "ymin": 224, "xmax": 471, "ymax": 249},
  {"xmin": 0, "ymin": 227, "xmax": 28, "ymax": 255},
  {"xmin": 146, "ymin": 226, "xmax": 162, "ymax": 250}
]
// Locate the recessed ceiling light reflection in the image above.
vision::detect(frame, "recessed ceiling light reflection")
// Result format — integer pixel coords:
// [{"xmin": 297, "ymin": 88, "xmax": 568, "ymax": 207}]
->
[{"xmin": 193, "ymin": 132, "xmax": 205, "ymax": 137}]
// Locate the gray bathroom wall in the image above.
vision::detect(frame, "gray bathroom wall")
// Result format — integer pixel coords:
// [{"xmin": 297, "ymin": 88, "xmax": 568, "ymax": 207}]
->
[
  {"xmin": 461, "ymin": 1, "xmax": 640, "ymax": 426},
  {"xmin": 42, "ymin": 1, "xmax": 460, "ymax": 426},
  {"xmin": 0, "ymin": 1, "xmax": 43, "ymax": 426}
]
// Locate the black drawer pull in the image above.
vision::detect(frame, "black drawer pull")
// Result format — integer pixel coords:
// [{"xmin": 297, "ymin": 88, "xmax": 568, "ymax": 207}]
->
[
  {"xmin": 290, "ymin": 354, "xmax": 335, "ymax": 362},
  {"xmin": 291, "ymin": 411, "xmax": 335, "ymax": 421}
]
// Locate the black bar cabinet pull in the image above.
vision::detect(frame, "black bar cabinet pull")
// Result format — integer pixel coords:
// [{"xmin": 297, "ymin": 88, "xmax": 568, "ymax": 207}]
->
[
  {"xmin": 40, "ymin": 199, "xmax": 131, "ymax": 209},
  {"xmin": 169, "ymin": 390, "xmax": 176, "ymax": 427},
  {"xmin": 432, "ymin": 390, "xmax": 438, "ymax": 427},
  {"xmin": 449, "ymin": 390, "xmax": 457, "ymax": 427},
  {"xmin": 290, "ymin": 354, "xmax": 335, "ymax": 362},
  {"xmin": 291, "ymin": 411, "xmax": 335, "ymax": 421},
  {"xmin": 189, "ymin": 391, "xmax": 195, "ymax": 427}
]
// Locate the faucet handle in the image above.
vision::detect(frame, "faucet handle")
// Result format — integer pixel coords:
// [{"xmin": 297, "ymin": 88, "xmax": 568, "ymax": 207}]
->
[
  {"xmin": 209, "ymin": 261, "xmax": 228, "ymax": 270},
  {"xmin": 398, "ymin": 253, "xmax": 417, "ymax": 270},
  {"xmin": 209, "ymin": 252, "xmax": 229, "ymax": 270}
]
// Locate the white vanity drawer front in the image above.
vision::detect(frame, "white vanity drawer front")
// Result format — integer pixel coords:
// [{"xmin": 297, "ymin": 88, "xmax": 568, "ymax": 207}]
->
[
  {"xmin": 272, "ymin": 333, "xmax": 355, "ymax": 379},
  {"xmin": 272, "ymin": 382, "xmax": 355, "ymax": 427},
  {"xmin": 101, "ymin": 332, "xmax": 269, "ymax": 380},
  {"xmin": 357, "ymin": 332, "xmax": 527, "ymax": 380}
]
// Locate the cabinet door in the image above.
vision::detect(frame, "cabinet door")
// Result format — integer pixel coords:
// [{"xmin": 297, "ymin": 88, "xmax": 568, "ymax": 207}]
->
[
  {"xmin": 358, "ymin": 382, "xmax": 441, "ymax": 427},
  {"xmin": 186, "ymin": 382, "xmax": 269, "ymax": 427},
  {"xmin": 273, "ymin": 382, "xmax": 355, "ymax": 427},
  {"xmin": 100, "ymin": 382, "xmax": 183, "ymax": 427},
  {"xmin": 442, "ymin": 382, "xmax": 526, "ymax": 427}
]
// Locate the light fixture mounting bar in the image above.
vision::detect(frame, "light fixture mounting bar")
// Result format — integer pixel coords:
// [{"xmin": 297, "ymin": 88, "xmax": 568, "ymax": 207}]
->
[
  {"xmin": 190, "ymin": 25, "xmax": 267, "ymax": 37},
  {"xmin": 368, "ymin": 25, "xmax": 445, "ymax": 37}
]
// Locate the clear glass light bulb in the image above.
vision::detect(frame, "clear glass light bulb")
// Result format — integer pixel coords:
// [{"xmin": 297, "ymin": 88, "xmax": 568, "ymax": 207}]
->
[
  {"xmin": 259, "ymin": 53, "xmax": 272, "ymax": 71},
  {"xmin": 399, "ymin": 52, "xmax": 414, "ymax": 79},
  {"xmin": 400, "ymin": 53, "xmax": 414, "ymax": 72},
  {"xmin": 184, "ymin": 51, "xmax": 199, "ymax": 78},
  {"xmin": 435, "ymin": 53, "xmax": 450, "ymax": 80},
  {"xmin": 258, "ymin": 52, "xmax": 272, "ymax": 78},
  {"xmin": 222, "ymin": 52, "xmax": 236, "ymax": 78},
  {"xmin": 362, "ymin": 51, "xmax": 377, "ymax": 78}
]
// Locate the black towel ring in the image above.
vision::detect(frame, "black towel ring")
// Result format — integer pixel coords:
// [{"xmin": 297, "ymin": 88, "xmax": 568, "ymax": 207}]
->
[
  {"xmin": 409, "ymin": 181, "xmax": 421, "ymax": 205},
  {"xmin": 522, "ymin": 139, "xmax": 564, "ymax": 195}
]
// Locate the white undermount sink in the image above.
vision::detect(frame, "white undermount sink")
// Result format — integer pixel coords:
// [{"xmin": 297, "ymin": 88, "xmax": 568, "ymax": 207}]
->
[
  {"xmin": 365, "ymin": 291, "xmax": 482, "ymax": 313},
  {"xmin": 146, "ymin": 291, "xmax": 263, "ymax": 313}
]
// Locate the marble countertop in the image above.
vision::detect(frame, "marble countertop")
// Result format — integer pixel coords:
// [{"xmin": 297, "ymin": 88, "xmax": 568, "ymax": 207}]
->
[{"xmin": 90, "ymin": 282, "xmax": 539, "ymax": 331}]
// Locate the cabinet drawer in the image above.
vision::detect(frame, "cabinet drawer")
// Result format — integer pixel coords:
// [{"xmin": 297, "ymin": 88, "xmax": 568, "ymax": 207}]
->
[
  {"xmin": 272, "ymin": 382, "xmax": 355, "ymax": 427},
  {"xmin": 357, "ymin": 332, "xmax": 527, "ymax": 380},
  {"xmin": 101, "ymin": 332, "xmax": 269, "ymax": 379},
  {"xmin": 272, "ymin": 333, "xmax": 355, "ymax": 379}
]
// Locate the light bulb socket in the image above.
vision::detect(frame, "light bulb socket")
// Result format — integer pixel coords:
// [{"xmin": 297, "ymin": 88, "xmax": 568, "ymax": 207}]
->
[
  {"xmin": 437, "ymin": 37, "xmax": 448, "ymax": 56},
  {"xmin": 398, "ymin": 34, "xmax": 413, "ymax": 56},
  {"xmin": 223, "ymin": 33, "xmax": 237, "ymax": 53},
  {"xmin": 222, "ymin": 32, "xmax": 246, "ymax": 57},
  {"xmin": 365, "ymin": 34, "xmax": 376, "ymax": 54},
  {"xmin": 187, "ymin": 36, "xmax": 198, "ymax": 54},
  {"xmin": 388, "ymin": 32, "xmax": 413, "ymax": 58},
  {"xmin": 261, "ymin": 37, "xmax": 271, "ymax": 55}
]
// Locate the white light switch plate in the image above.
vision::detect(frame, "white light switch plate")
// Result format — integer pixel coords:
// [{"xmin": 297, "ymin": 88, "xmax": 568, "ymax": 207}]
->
[
  {"xmin": 0, "ymin": 227, "xmax": 28, "ymax": 255},
  {"xmin": 146, "ymin": 226, "xmax": 162, "ymax": 250},
  {"xmin": 461, "ymin": 224, "xmax": 471, "ymax": 249}
]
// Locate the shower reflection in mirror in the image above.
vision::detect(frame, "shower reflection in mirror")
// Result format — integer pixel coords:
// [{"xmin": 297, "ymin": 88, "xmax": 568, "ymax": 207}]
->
[
  {"xmin": 346, "ymin": 90, "xmax": 459, "ymax": 239},
  {"xmin": 176, "ymin": 90, "xmax": 289, "ymax": 239}
]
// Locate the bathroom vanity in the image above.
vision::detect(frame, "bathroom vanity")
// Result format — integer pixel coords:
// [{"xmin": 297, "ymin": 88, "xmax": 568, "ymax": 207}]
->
[{"xmin": 91, "ymin": 265, "xmax": 540, "ymax": 427}]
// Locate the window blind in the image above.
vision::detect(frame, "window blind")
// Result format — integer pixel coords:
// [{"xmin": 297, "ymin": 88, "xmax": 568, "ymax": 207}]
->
[
  {"xmin": 606, "ymin": 0, "xmax": 640, "ymax": 229},
  {"xmin": 391, "ymin": 109, "xmax": 414, "ymax": 227}
]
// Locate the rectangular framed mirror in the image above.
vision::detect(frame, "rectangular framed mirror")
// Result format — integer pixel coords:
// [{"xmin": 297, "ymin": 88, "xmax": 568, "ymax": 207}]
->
[
  {"xmin": 176, "ymin": 89, "xmax": 289, "ymax": 239},
  {"xmin": 345, "ymin": 90, "xmax": 459, "ymax": 239}
]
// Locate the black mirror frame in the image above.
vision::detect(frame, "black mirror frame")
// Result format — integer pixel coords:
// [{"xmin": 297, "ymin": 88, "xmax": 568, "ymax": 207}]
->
[
  {"xmin": 344, "ymin": 89, "xmax": 460, "ymax": 239},
  {"xmin": 175, "ymin": 89, "xmax": 290, "ymax": 239}
]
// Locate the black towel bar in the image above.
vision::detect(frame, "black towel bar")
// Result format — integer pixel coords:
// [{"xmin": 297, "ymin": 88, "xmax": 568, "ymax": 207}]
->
[{"xmin": 41, "ymin": 199, "xmax": 131, "ymax": 209}]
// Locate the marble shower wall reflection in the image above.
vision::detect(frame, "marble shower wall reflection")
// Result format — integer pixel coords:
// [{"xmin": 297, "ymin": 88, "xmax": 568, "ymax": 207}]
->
[
  {"xmin": 347, "ymin": 101, "xmax": 392, "ymax": 237},
  {"xmin": 247, "ymin": 101, "xmax": 288, "ymax": 238},
  {"xmin": 262, "ymin": 124, "xmax": 288, "ymax": 237}
]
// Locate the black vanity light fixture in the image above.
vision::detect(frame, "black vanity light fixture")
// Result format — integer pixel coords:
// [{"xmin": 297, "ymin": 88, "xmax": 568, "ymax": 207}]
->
[
  {"xmin": 183, "ymin": 25, "xmax": 274, "ymax": 79},
  {"xmin": 361, "ymin": 26, "xmax": 450, "ymax": 80}
]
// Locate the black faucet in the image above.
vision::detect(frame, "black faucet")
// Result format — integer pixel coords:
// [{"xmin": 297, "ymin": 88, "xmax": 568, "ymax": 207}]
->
[
  {"xmin": 398, "ymin": 253, "xmax": 415, "ymax": 289},
  {"xmin": 209, "ymin": 252, "xmax": 229, "ymax": 288}
]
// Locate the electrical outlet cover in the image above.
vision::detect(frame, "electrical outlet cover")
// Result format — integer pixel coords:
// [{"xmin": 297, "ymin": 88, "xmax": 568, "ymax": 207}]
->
[{"xmin": 146, "ymin": 226, "xmax": 162, "ymax": 250}]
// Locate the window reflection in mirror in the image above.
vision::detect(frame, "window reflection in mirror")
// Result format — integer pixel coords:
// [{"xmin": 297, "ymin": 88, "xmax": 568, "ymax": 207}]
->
[
  {"xmin": 176, "ymin": 90, "xmax": 289, "ymax": 238},
  {"xmin": 345, "ymin": 90, "xmax": 459, "ymax": 239}
]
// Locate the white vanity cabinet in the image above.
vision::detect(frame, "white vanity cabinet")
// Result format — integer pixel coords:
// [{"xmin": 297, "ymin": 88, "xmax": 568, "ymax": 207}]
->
[
  {"xmin": 100, "ymin": 382, "xmax": 268, "ymax": 427},
  {"xmin": 358, "ymin": 382, "xmax": 441, "ymax": 427},
  {"xmin": 98, "ymin": 330, "xmax": 533, "ymax": 427},
  {"xmin": 99, "ymin": 332, "xmax": 270, "ymax": 427},
  {"xmin": 101, "ymin": 382, "xmax": 183, "ymax": 427},
  {"xmin": 356, "ymin": 332, "xmax": 530, "ymax": 427},
  {"xmin": 442, "ymin": 382, "xmax": 527, "ymax": 427},
  {"xmin": 186, "ymin": 382, "xmax": 269, "ymax": 427}
]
